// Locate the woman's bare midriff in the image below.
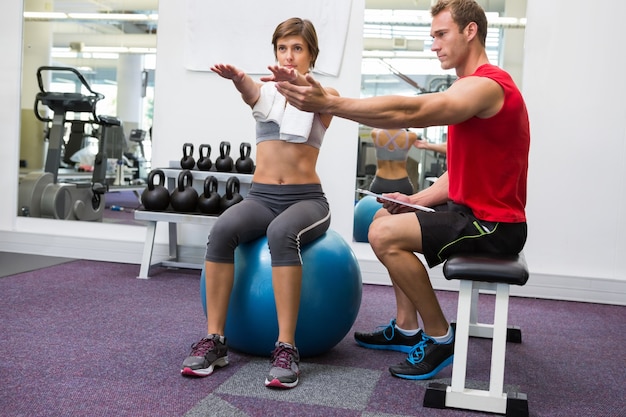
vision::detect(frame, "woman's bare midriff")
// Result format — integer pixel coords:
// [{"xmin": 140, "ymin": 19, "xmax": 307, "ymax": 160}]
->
[
  {"xmin": 252, "ymin": 140, "xmax": 321, "ymax": 185},
  {"xmin": 375, "ymin": 159, "xmax": 410, "ymax": 180}
]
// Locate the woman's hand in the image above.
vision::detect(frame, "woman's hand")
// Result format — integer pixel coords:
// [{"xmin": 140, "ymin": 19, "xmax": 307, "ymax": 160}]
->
[
  {"xmin": 260, "ymin": 65, "xmax": 298, "ymax": 83},
  {"xmin": 210, "ymin": 63, "xmax": 246, "ymax": 83},
  {"xmin": 211, "ymin": 63, "xmax": 260, "ymax": 106}
]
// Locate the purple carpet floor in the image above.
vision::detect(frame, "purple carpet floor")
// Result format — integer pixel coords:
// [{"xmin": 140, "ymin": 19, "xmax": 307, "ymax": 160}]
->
[{"xmin": 1, "ymin": 260, "xmax": 624, "ymax": 416}]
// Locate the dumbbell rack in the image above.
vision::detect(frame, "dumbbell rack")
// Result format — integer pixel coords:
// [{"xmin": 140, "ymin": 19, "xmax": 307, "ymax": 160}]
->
[{"xmin": 134, "ymin": 165, "xmax": 253, "ymax": 279}]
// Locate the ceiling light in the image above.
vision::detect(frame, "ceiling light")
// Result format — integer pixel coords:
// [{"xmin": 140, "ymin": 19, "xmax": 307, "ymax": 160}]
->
[
  {"xmin": 66, "ymin": 13, "xmax": 151, "ymax": 21},
  {"xmin": 24, "ymin": 11, "xmax": 158, "ymax": 22},
  {"xmin": 23, "ymin": 12, "xmax": 68, "ymax": 20}
]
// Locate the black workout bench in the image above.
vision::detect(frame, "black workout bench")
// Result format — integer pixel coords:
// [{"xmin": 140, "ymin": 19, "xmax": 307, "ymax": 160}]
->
[{"xmin": 424, "ymin": 253, "xmax": 530, "ymax": 416}]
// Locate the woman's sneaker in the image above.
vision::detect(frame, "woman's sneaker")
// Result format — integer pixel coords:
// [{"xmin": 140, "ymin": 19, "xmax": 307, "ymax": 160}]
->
[
  {"xmin": 354, "ymin": 318, "xmax": 423, "ymax": 353},
  {"xmin": 181, "ymin": 334, "xmax": 229, "ymax": 377},
  {"xmin": 264, "ymin": 342, "xmax": 300, "ymax": 389},
  {"xmin": 388, "ymin": 332, "xmax": 454, "ymax": 380}
]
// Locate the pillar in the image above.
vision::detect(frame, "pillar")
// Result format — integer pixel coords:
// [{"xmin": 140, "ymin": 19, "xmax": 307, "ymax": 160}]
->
[
  {"xmin": 116, "ymin": 53, "xmax": 144, "ymax": 135},
  {"xmin": 21, "ymin": 0, "xmax": 53, "ymax": 170},
  {"xmin": 500, "ymin": 0, "xmax": 527, "ymax": 88}
]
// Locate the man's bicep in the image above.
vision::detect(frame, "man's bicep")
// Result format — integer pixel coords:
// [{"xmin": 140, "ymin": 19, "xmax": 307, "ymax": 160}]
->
[{"xmin": 445, "ymin": 77, "xmax": 503, "ymax": 119}]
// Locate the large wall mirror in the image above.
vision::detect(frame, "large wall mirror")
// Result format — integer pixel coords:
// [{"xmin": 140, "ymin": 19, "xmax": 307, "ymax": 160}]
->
[{"xmin": 19, "ymin": 0, "xmax": 157, "ymax": 225}]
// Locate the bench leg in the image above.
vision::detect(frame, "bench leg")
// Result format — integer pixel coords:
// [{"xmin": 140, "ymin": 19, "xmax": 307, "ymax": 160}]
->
[
  {"xmin": 490, "ymin": 282, "xmax": 510, "ymax": 396},
  {"xmin": 167, "ymin": 221, "xmax": 178, "ymax": 260},
  {"xmin": 450, "ymin": 279, "xmax": 473, "ymax": 392},
  {"xmin": 424, "ymin": 280, "xmax": 528, "ymax": 416},
  {"xmin": 460, "ymin": 281, "xmax": 523, "ymax": 342},
  {"xmin": 137, "ymin": 220, "xmax": 157, "ymax": 279}
]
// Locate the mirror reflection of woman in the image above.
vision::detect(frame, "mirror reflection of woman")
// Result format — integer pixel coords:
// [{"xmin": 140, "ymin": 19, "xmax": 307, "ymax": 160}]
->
[
  {"xmin": 369, "ymin": 128, "xmax": 418, "ymax": 195},
  {"xmin": 180, "ymin": 17, "xmax": 339, "ymax": 390}
]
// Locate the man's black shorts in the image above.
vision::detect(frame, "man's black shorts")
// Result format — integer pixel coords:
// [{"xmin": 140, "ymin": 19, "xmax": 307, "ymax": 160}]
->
[{"xmin": 415, "ymin": 201, "xmax": 527, "ymax": 268}]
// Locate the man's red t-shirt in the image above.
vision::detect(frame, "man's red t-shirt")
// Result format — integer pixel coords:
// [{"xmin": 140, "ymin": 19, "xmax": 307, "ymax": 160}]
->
[{"xmin": 447, "ymin": 64, "xmax": 530, "ymax": 223}]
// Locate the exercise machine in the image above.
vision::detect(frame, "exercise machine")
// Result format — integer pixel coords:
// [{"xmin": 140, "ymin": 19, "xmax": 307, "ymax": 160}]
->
[
  {"xmin": 18, "ymin": 66, "xmax": 122, "ymax": 221},
  {"xmin": 126, "ymin": 128, "xmax": 150, "ymax": 184}
]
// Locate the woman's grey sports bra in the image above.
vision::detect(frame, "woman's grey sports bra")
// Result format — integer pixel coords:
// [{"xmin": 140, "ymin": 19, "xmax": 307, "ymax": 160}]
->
[
  {"xmin": 373, "ymin": 129, "xmax": 412, "ymax": 161},
  {"xmin": 256, "ymin": 114, "xmax": 326, "ymax": 149}
]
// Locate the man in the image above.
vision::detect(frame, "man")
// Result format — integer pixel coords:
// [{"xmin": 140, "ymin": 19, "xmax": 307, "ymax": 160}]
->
[{"xmin": 276, "ymin": 0, "xmax": 529, "ymax": 381}]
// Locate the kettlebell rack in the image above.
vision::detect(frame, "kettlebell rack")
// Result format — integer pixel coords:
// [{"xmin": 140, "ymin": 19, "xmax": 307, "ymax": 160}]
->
[{"xmin": 135, "ymin": 166, "xmax": 252, "ymax": 279}]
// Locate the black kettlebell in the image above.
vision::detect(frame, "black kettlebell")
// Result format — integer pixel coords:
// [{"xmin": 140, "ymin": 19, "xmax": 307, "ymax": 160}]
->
[
  {"xmin": 141, "ymin": 169, "xmax": 170, "ymax": 211},
  {"xmin": 220, "ymin": 176, "xmax": 243, "ymax": 212},
  {"xmin": 180, "ymin": 143, "xmax": 196, "ymax": 170},
  {"xmin": 197, "ymin": 176, "xmax": 220, "ymax": 215},
  {"xmin": 197, "ymin": 144, "xmax": 213, "ymax": 171},
  {"xmin": 170, "ymin": 170, "xmax": 198, "ymax": 212},
  {"xmin": 215, "ymin": 141, "xmax": 234, "ymax": 172},
  {"xmin": 235, "ymin": 142, "xmax": 254, "ymax": 174}
]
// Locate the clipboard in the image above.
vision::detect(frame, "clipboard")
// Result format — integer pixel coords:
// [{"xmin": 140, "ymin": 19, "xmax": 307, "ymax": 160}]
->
[{"xmin": 356, "ymin": 189, "xmax": 435, "ymax": 213}]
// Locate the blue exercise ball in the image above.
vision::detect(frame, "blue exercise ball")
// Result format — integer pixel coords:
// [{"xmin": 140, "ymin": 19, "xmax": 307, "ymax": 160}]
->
[
  {"xmin": 200, "ymin": 229, "xmax": 362, "ymax": 357},
  {"xmin": 353, "ymin": 195, "xmax": 383, "ymax": 242}
]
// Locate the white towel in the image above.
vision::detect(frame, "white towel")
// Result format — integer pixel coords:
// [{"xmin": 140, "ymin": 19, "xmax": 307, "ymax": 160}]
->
[
  {"xmin": 280, "ymin": 103, "xmax": 314, "ymax": 143},
  {"xmin": 252, "ymin": 82, "xmax": 284, "ymax": 124},
  {"xmin": 252, "ymin": 82, "xmax": 314, "ymax": 143}
]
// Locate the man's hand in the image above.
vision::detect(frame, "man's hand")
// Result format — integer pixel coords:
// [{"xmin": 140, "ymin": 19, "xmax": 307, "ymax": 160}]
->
[
  {"xmin": 379, "ymin": 192, "xmax": 417, "ymax": 215},
  {"xmin": 413, "ymin": 139, "xmax": 430, "ymax": 150},
  {"xmin": 276, "ymin": 73, "xmax": 329, "ymax": 113}
]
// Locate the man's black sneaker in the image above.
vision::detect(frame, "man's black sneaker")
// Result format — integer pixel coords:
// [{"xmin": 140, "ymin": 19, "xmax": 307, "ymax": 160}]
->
[
  {"xmin": 388, "ymin": 332, "xmax": 454, "ymax": 380},
  {"xmin": 181, "ymin": 334, "xmax": 229, "ymax": 377},
  {"xmin": 354, "ymin": 318, "xmax": 423, "ymax": 353},
  {"xmin": 265, "ymin": 342, "xmax": 300, "ymax": 389}
]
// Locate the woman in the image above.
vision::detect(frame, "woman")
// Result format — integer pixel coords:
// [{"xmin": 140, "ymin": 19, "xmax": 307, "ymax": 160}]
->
[
  {"xmin": 180, "ymin": 17, "xmax": 338, "ymax": 390},
  {"xmin": 369, "ymin": 128, "xmax": 418, "ymax": 195}
]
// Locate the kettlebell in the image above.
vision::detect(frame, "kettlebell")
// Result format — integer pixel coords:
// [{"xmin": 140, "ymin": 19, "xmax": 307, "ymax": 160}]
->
[
  {"xmin": 215, "ymin": 141, "xmax": 234, "ymax": 172},
  {"xmin": 235, "ymin": 142, "xmax": 254, "ymax": 174},
  {"xmin": 180, "ymin": 143, "xmax": 196, "ymax": 170},
  {"xmin": 197, "ymin": 176, "xmax": 221, "ymax": 215},
  {"xmin": 141, "ymin": 169, "xmax": 170, "ymax": 211},
  {"xmin": 170, "ymin": 170, "xmax": 198, "ymax": 212},
  {"xmin": 197, "ymin": 144, "xmax": 213, "ymax": 171},
  {"xmin": 220, "ymin": 176, "xmax": 243, "ymax": 212}
]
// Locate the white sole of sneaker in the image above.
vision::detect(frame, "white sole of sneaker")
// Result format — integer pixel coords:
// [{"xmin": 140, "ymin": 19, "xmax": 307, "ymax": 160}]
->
[
  {"xmin": 264, "ymin": 377, "xmax": 298, "ymax": 389},
  {"xmin": 181, "ymin": 356, "xmax": 229, "ymax": 377}
]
